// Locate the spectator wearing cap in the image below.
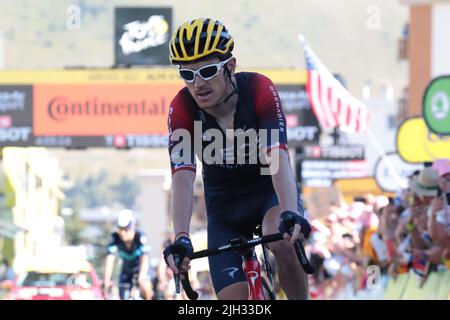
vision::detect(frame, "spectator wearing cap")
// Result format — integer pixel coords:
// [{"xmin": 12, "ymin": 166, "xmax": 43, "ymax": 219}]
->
[
  {"xmin": 386, "ymin": 169, "xmax": 437, "ymax": 278},
  {"xmin": 407, "ymin": 168, "xmax": 438, "ymax": 250},
  {"xmin": 395, "ymin": 169, "xmax": 435, "ymax": 245},
  {"xmin": 395, "ymin": 170, "xmax": 422, "ymax": 245},
  {"xmin": 404, "ymin": 164, "xmax": 450, "ymax": 273}
]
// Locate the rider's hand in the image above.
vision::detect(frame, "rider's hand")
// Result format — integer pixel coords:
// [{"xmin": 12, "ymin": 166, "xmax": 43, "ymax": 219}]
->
[
  {"xmin": 102, "ymin": 279, "xmax": 112, "ymax": 297},
  {"xmin": 103, "ymin": 279, "xmax": 112, "ymax": 290},
  {"xmin": 279, "ymin": 210, "xmax": 311, "ymax": 244},
  {"xmin": 137, "ymin": 272, "xmax": 147, "ymax": 287},
  {"xmin": 163, "ymin": 236, "xmax": 193, "ymax": 276}
]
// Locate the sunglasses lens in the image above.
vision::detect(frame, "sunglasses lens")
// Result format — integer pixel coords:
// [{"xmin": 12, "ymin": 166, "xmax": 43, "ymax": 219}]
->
[
  {"xmin": 179, "ymin": 70, "xmax": 194, "ymax": 81},
  {"xmin": 199, "ymin": 65, "xmax": 219, "ymax": 79}
]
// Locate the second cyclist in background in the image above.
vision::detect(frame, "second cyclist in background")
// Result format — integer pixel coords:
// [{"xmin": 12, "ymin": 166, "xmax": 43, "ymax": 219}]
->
[{"xmin": 103, "ymin": 209, "xmax": 154, "ymax": 300}]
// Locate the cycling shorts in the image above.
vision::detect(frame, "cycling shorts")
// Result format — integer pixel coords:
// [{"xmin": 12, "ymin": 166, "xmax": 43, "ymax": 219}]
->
[
  {"xmin": 119, "ymin": 265, "xmax": 153, "ymax": 285},
  {"xmin": 206, "ymin": 182, "xmax": 303, "ymax": 294}
]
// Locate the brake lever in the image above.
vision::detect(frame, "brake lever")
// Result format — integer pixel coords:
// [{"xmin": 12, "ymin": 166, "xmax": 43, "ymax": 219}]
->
[
  {"xmin": 181, "ymin": 271, "xmax": 199, "ymax": 300},
  {"xmin": 174, "ymin": 255, "xmax": 181, "ymax": 294},
  {"xmin": 294, "ymin": 240, "xmax": 315, "ymax": 274},
  {"xmin": 282, "ymin": 214, "xmax": 315, "ymax": 274}
]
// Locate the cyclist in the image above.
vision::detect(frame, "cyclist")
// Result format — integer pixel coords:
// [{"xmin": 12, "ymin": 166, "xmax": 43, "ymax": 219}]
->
[
  {"xmin": 164, "ymin": 18, "xmax": 311, "ymax": 300},
  {"xmin": 103, "ymin": 209, "xmax": 154, "ymax": 300}
]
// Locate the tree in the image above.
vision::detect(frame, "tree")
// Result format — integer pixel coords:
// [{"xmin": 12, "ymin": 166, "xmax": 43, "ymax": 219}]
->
[
  {"xmin": 63, "ymin": 200, "xmax": 86, "ymax": 246},
  {"xmin": 111, "ymin": 176, "xmax": 141, "ymax": 208}
]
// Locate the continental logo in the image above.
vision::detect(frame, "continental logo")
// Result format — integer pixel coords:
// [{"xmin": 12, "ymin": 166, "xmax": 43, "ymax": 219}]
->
[
  {"xmin": 34, "ymin": 84, "xmax": 182, "ymax": 136},
  {"xmin": 47, "ymin": 96, "xmax": 166, "ymax": 121}
]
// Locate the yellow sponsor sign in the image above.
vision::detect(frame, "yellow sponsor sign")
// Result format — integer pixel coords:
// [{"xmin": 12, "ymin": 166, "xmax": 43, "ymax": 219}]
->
[
  {"xmin": 0, "ymin": 68, "xmax": 306, "ymax": 85},
  {"xmin": 0, "ymin": 68, "xmax": 182, "ymax": 84},
  {"xmin": 333, "ymin": 177, "xmax": 395, "ymax": 204},
  {"xmin": 246, "ymin": 69, "xmax": 307, "ymax": 84},
  {"xmin": 397, "ymin": 117, "xmax": 450, "ymax": 163}
]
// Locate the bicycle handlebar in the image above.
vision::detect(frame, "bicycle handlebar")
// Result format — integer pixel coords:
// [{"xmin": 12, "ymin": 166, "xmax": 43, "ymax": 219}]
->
[{"xmin": 174, "ymin": 232, "xmax": 314, "ymax": 300}]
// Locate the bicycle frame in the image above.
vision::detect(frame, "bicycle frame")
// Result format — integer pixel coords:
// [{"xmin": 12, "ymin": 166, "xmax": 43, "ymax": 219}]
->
[
  {"xmin": 118, "ymin": 276, "xmax": 142, "ymax": 300},
  {"xmin": 242, "ymin": 248, "xmax": 268, "ymax": 300}
]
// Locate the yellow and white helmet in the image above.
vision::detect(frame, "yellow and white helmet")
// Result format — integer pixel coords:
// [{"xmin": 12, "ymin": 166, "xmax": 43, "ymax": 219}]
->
[{"xmin": 169, "ymin": 18, "xmax": 234, "ymax": 64}]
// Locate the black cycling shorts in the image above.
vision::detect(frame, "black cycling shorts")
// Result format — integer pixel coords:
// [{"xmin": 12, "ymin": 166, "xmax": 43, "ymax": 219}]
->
[
  {"xmin": 119, "ymin": 265, "xmax": 153, "ymax": 285},
  {"xmin": 206, "ymin": 182, "xmax": 303, "ymax": 294}
]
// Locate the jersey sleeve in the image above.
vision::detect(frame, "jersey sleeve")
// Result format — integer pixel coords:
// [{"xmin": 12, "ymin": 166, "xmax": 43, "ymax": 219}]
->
[
  {"xmin": 138, "ymin": 233, "xmax": 151, "ymax": 255},
  {"xmin": 167, "ymin": 90, "xmax": 197, "ymax": 175},
  {"xmin": 252, "ymin": 73, "xmax": 288, "ymax": 155},
  {"xmin": 106, "ymin": 233, "xmax": 118, "ymax": 255}
]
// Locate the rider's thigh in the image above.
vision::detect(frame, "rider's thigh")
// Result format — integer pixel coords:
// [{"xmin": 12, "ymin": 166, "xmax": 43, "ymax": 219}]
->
[
  {"xmin": 207, "ymin": 216, "xmax": 251, "ymax": 295},
  {"xmin": 216, "ymin": 281, "xmax": 249, "ymax": 300}
]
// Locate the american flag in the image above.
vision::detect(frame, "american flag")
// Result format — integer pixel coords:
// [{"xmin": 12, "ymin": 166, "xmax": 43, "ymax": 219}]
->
[{"xmin": 300, "ymin": 35, "xmax": 370, "ymax": 134}]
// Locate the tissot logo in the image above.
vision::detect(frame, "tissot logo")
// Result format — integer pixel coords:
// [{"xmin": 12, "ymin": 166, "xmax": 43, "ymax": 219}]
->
[{"xmin": 0, "ymin": 127, "xmax": 32, "ymax": 142}]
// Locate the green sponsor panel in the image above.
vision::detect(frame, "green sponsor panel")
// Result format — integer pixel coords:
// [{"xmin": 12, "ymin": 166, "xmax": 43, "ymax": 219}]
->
[{"xmin": 423, "ymin": 75, "xmax": 450, "ymax": 135}]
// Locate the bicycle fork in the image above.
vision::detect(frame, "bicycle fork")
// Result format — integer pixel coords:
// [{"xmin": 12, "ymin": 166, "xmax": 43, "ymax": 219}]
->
[{"xmin": 242, "ymin": 250, "xmax": 265, "ymax": 300}]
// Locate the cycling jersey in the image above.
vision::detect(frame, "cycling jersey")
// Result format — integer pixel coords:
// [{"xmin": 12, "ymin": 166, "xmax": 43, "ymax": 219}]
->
[
  {"xmin": 106, "ymin": 229, "xmax": 150, "ymax": 275},
  {"xmin": 168, "ymin": 72, "xmax": 288, "ymax": 212},
  {"xmin": 168, "ymin": 72, "xmax": 305, "ymax": 293}
]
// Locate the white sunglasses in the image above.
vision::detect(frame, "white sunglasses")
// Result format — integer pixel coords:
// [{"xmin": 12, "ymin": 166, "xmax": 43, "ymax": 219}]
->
[{"xmin": 178, "ymin": 57, "xmax": 232, "ymax": 83}]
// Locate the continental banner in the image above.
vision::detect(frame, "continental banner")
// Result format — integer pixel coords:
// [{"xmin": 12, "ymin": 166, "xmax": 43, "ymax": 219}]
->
[
  {"xmin": 0, "ymin": 68, "xmax": 312, "ymax": 148},
  {"xmin": 33, "ymin": 84, "xmax": 178, "ymax": 136}
]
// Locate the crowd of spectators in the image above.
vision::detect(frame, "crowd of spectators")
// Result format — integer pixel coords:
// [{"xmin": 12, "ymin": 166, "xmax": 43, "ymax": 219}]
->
[{"xmin": 306, "ymin": 158, "xmax": 450, "ymax": 299}]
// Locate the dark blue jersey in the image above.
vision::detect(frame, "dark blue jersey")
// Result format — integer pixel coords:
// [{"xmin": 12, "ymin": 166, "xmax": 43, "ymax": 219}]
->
[
  {"xmin": 167, "ymin": 72, "xmax": 289, "ymax": 210},
  {"xmin": 106, "ymin": 229, "xmax": 150, "ymax": 274}
]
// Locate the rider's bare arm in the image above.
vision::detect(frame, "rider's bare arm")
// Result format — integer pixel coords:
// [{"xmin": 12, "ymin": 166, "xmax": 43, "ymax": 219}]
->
[
  {"xmin": 171, "ymin": 170, "xmax": 196, "ymax": 238},
  {"xmin": 103, "ymin": 254, "xmax": 115, "ymax": 287},
  {"xmin": 138, "ymin": 254, "xmax": 149, "ymax": 278},
  {"xmin": 268, "ymin": 150, "xmax": 299, "ymax": 213},
  {"xmin": 165, "ymin": 170, "xmax": 196, "ymax": 275},
  {"xmin": 267, "ymin": 150, "xmax": 302, "ymax": 243}
]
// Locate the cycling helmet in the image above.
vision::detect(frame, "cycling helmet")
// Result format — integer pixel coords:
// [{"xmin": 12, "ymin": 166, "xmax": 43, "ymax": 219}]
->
[
  {"xmin": 116, "ymin": 209, "xmax": 135, "ymax": 229},
  {"xmin": 169, "ymin": 18, "xmax": 234, "ymax": 64}
]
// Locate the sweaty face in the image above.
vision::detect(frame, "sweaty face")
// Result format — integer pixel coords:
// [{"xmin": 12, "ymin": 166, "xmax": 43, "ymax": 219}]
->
[{"xmin": 180, "ymin": 57, "xmax": 233, "ymax": 110}]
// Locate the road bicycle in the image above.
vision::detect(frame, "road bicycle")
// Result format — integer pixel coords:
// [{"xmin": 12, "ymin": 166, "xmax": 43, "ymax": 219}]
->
[{"xmin": 173, "ymin": 216, "xmax": 315, "ymax": 300}]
